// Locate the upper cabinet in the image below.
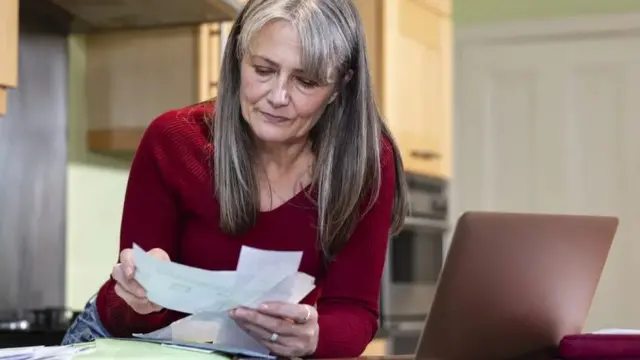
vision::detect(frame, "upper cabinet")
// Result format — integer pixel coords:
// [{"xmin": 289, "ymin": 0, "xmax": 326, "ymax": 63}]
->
[
  {"xmin": 49, "ymin": 0, "xmax": 243, "ymax": 32},
  {"xmin": 1, "ymin": 0, "xmax": 244, "ymax": 117},
  {"xmin": 85, "ymin": 24, "xmax": 225, "ymax": 152},
  {"xmin": 0, "ymin": 0, "xmax": 19, "ymax": 116},
  {"xmin": 356, "ymin": 0, "xmax": 452, "ymax": 179},
  {"xmin": 83, "ymin": 0, "xmax": 452, "ymax": 180},
  {"xmin": 74, "ymin": 0, "xmax": 241, "ymax": 151}
]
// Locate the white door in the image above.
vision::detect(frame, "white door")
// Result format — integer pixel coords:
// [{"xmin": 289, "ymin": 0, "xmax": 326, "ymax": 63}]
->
[{"xmin": 454, "ymin": 32, "xmax": 640, "ymax": 330}]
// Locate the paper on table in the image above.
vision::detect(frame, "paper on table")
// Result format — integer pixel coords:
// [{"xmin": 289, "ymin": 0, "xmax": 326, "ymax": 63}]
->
[
  {"xmin": 0, "ymin": 343, "xmax": 95, "ymax": 360},
  {"xmin": 131, "ymin": 338, "xmax": 276, "ymax": 359},
  {"xmin": 0, "ymin": 345, "xmax": 43, "ymax": 360},
  {"xmin": 133, "ymin": 245, "xmax": 315, "ymax": 356},
  {"xmin": 591, "ymin": 328, "xmax": 640, "ymax": 335},
  {"xmin": 74, "ymin": 338, "xmax": 228, "ymax": 360}
]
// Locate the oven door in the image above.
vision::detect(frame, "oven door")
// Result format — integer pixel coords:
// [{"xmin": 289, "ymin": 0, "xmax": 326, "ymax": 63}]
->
[{"xmin": 379, "ymin": 216, "xmax": 448, "ymax": 355}]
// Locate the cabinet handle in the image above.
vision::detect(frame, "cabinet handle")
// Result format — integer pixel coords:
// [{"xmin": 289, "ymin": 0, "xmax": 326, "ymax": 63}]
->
[
  {"xmin": 403, "ymin": 216, "xmax": 449, "ymax": 231},
  {"xmin": 411, "ymin": 149, "xmax": 441, "ymax": 160}
]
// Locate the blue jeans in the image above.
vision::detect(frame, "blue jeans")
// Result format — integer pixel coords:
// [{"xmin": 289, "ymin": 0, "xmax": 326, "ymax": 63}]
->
[{"xmin": 61, "ymin": 295, "xmax": 112, "ymax": 345}]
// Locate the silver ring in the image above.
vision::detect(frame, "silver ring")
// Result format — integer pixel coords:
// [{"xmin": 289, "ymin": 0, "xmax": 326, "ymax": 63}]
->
[{"xmin": 268, "ymin": 332, "xmax": 279, "ymax": 343}]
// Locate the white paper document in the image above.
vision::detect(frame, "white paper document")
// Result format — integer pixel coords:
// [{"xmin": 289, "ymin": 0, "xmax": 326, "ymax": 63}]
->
[
  {"xmin": 132, "ymin": 244, "xmax": 307, "ymax": 314},
  {"xmin": 0, "ymin": 343, "xmax": 95, "ymax": 360},
  {"xmin": 131, "ymin": 243, "xmax": 316, "ymax": 358},
  {"xmin": 0, "ymin": 345, "xmax": 43, "ymax": 360}
]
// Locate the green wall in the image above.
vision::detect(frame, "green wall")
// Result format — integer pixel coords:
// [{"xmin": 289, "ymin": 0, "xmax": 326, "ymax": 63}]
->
[
  {"xmin": 454, "ymin": 0, "xmax": 640, "ymax": 25},
  {"xmin": 65, "ymin": 36, "xmax": 132, "ymax": 309}
]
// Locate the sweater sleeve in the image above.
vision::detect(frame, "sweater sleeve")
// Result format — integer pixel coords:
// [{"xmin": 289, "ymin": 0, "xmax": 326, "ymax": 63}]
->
[
  {"xmin": 95, "ymin": 112, "xmax": 183, "ymax": 337},
  {"xmin": 312, "ymin": 140, "xmax": 397, "ymax": 358}
]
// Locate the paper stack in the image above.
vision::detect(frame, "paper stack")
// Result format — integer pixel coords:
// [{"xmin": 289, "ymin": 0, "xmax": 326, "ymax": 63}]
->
[
  {"xmin": 0, "ymin": 343, "xmax": 95, "ymax": 360},
  {"xmin": 0, "ymin": 339, "xmax": 231, "ymax": 360},
  {"xmin": 129, "ymin": 243, "xmax": 316, "ymax": 358},
  {"xmin": 83, "ymin": 338, "xmax": 229, "ymax": 359}
]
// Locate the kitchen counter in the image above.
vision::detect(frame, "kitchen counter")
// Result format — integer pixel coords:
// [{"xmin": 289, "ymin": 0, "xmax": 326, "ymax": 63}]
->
[
  {"xmin": 0, "ymin": 338, "xmax": 421, "ymax": 359},
  {"xmin": 0, "ymin": 329, "xmax": 66, "ymax": 348},
  {"xmin": 0, "ymin": 337, "xmax": 562, "ymax": 360},
  {"xmin": 324, "ymin": 357, "xmax": 416, "ymax": 360},
  {"xmin": 0, "ymin": 325, "xmax": 393, "ymax": 348}
]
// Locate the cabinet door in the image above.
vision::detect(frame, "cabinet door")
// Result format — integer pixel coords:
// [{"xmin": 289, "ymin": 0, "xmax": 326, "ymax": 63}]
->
[
  {"xmin": 85, "ymin": 27, "xmax": 201, "ymax": 151},
  {"xmin": 0, "ymin": 87, "xmax": 7, "ymax": 115},
  {"xmin": 0, "ymin": 0, "xmax": 18, "ymax": 116},
  {"xmin": 353, "ymin": 0, "xmax": 383, "ymax": 105},
  {"xmin": 362, "ymin": 339, "xmax": 387, "ymax": 356},
  {"xmin": 198, "ymin": 23, "xmax": 223, "ymax": 101},
  {"xmin": 0, "ymin": 0, "xmax": 18, "ymax": 88},
  {"xmin": 381, "ymin": 0, "xmax": 451, "ymax": 178}
]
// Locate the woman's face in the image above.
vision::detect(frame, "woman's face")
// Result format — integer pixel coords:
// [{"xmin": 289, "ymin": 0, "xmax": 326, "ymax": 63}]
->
[{"xmin": 239, "ymin": 20, "xmax": 337, "ymax": 146}]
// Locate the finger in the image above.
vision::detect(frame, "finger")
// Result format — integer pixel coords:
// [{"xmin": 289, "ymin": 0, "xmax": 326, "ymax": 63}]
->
[
  {"xmin": 235, "ymin": 317, "xmax": 317, "ymax": 347},
  {"xmin": 114, "ymin": 283, "xmax": 161, "ymax": 314},
  {"xmin": 235, "ymin": 320, "xmax": 280, "ymax": 343},
  {"xmin": 233, "ymin": 320, "xmax": 300, "ymax": 358},
  {"xmin": 230, "ymin": 307, "xmax": 297, "ymax": 336},
  {"xmin": 263, "ymin": 340, "xmax": 296, "ymax": 358},
  {"xmin": 142, "ymin": 300, "xmax": 163, "ymax": 313},
  {"xmin": 258, "ymin": 302, "xmax": 317, "ymax": 323},
  {"xmin": 111, "ymin": 263, "xmax": 146, "ymax": 298},
  {"xmin": 148, "ymin": 248, "xmax": 170, "ymax": 261},
  {"xmin": 110, "ymin": 263, "xmax": 131, "ymax": 289},
  {"xmin": 114, "ymin": 283, "xmax": 143, "ymax": 307},
  {"xmin": 119, "ymin": 249, "xmax": 135, "ymax": 278},
  {"xmin": 260, "ymin": 333, "xmax": 307, "ymax": 358}
]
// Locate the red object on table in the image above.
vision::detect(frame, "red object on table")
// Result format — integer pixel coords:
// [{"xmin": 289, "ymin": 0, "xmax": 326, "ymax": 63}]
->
[{"xmin": 558, "ymin": 333, "xmax": 640, "ymax": 359}]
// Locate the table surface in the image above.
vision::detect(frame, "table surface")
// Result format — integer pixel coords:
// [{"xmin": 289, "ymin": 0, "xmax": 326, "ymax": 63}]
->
[
  {"xmin": 61, "ymin": 338, "xmax": 426, "ymax": 360},
  {"xmin": 237, "ymin": 357, "xmax": 420, "ymax": 360},
  {"xmin": 318, "ymin": 356, "xmax": 416, "ymax": 360}
]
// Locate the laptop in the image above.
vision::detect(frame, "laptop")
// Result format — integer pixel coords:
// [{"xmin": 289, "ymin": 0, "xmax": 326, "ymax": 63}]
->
[{"xmin": 414, "ymin": 211, "xmax": 619, "ymax": 360}]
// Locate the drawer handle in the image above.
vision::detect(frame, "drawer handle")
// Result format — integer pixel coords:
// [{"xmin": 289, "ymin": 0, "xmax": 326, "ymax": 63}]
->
[{"xmin": 410, "ymin": 149, "xmax": 441, "ymax": 160}]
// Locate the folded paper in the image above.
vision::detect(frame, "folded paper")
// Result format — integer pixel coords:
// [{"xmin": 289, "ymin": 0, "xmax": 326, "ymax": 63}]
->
[{"xmin": 131, "ymin": 243, "xmax": 316, "ymax": 356}]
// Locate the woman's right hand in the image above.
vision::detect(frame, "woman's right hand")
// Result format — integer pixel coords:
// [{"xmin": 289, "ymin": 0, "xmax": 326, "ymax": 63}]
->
[{"xmin": 111, "ymin": 247, "xmax": 169, "ymax": 314}]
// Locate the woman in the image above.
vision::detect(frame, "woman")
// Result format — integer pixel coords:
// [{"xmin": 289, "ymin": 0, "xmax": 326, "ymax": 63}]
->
[{"xmin": 62, "ymin": 0, "xmax": 408, "ymax": 357}]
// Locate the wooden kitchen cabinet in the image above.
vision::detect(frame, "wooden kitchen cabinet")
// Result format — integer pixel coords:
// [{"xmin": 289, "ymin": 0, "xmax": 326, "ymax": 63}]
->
[
  {"xmin": 86, "ymin": 0, "xmax": 452, "ymax": 176},
  {"xmin": 0, "ymin": 88, "xmax": 7, "ymax": 115},
  {"xmin": 355, "ymin": 0, "xmax": 452, "ymax": 179},
  {"xmin": 362, "ymin": 338, "xmax": 387, "ymax": 356},
  {"xmin": 0, "ymin": 0, "xmax": 19, "ymax": 116},
  {"xmin": 85, "ymin": 24, "xmax": 223, "ymax": 152}
]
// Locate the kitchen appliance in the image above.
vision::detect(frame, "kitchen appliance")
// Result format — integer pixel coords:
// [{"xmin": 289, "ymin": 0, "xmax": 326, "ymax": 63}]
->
[
  {"xmin": 0, "ymin": 308, "xmax": 80, "ymax": 348},
  {"xmin": 379, "ymin": 172, "xmax": 449, "ymax": 355}
]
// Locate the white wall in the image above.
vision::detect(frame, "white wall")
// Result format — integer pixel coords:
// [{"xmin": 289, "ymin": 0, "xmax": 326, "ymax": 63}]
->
[{"xmin": 454, "ymin": 13, "xmax": 640, "ymax": 330}]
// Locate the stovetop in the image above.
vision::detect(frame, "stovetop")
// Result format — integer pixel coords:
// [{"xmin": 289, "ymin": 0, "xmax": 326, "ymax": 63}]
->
[{"xmin": 0, "ymin": 307, "xmax": 81, "ymax": 332}]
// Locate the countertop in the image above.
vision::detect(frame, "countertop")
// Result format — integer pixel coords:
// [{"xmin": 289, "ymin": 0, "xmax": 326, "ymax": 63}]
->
[{"xmin": 0, "ymin": 329, "xmax": 67, "ymax": 348}]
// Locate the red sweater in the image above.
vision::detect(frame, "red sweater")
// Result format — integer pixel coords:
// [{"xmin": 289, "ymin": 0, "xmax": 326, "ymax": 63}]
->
[{"xmin": 95, "ymin": 102, "xmax": 396, "ymax": 358}]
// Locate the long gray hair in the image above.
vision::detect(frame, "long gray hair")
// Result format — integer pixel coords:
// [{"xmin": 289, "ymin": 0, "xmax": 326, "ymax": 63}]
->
[{"xmin": 213, "ymin": 0, "xmax": 408, "ymax": 260}]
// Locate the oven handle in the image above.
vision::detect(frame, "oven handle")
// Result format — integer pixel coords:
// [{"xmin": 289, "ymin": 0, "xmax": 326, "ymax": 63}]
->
[{"xmin": 403, "ymin": 216, "xmax": 449, "ymax": 231}]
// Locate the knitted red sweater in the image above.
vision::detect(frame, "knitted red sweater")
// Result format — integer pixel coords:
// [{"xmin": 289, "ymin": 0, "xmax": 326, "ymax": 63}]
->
[{"xmin": 95, "ymin": 102, "xmax": 396, "ymax": 358}]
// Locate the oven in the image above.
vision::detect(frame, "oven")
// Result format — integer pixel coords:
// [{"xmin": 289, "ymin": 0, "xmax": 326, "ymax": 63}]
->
[{"xmin": 379, "ymin": 172, "xmax": 449, "ymax": 355}]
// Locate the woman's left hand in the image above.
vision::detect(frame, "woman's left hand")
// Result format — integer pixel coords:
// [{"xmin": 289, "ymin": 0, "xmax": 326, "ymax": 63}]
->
[{"xmin": 229, "ymin": 301, "xmax": 319, "ymax": 357}]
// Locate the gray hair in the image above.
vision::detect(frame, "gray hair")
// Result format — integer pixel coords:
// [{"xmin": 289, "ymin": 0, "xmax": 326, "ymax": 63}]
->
[{"xmin": 213, "ymin": 0, "xmax": 408, "ymax": 260}]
